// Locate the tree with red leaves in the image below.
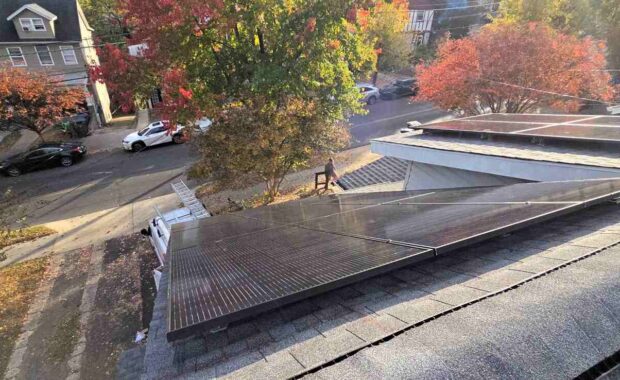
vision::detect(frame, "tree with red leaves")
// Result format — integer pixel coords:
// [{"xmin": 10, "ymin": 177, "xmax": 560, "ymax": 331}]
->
[
  {"xmin": 89, "ymin": 43, "xmax": 157, "ymax": 113},
  {"xmin": 113, "ymin": 0, "xmax": 376, "ymax": 199},
  {"xmin": 416, "ymin": 22, "xmax": 614, "ymax": 114},
  {"xmin": 0, "ymin": 66, "xmax": 85, "ymax": 141}
]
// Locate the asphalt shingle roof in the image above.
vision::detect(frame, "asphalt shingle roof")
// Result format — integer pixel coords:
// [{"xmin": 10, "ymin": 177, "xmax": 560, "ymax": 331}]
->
[
  {"xmin": 312, "ymin": 244, "xmax": 620, "ymax": 379},
  {"xmin": 126, "ymin": 202, "xmax": 620, "ymax": 380},
  {"xmin": 336, "ymin": 157, "xmax": 409, "ymax": 190},
  {"xmin": 0, "ymin": 0, "xmax": 82, "ymax": 42},
  {"xmin": 374, "ymin": 133, "xmax": 620, "ymax": 169}
]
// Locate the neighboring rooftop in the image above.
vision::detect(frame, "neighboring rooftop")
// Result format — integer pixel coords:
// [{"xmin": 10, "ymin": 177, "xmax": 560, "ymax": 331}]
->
[
  {"xmin": 374, "ymin": 132, "xmax": 620, "ymax": 170},
  {"xmin": 128, "ymin": 201, "xmax": 620, "ymax": 379},
  {"xmin": 0, "ymin": 0, "xmax": 82, "ymax": 42},
  {"xmin": 336, "ymin": 156, "xmax": 408, "ymax": 190}
]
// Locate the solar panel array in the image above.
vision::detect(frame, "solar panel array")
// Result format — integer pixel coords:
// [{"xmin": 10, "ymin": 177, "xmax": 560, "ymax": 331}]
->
[
  {"xmin": 166, "ymin": 179, "xmax": 620, "ymax": 341},
  {"xmin": 414, "ymin": 114, "xmax": 620, "ymax": 143}
]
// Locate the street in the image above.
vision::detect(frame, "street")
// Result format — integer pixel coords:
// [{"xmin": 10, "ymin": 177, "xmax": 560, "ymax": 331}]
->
[
  {"xmin": 349, "ymin": 98, "xmax": 448, "ymax": 146},
  {"xmin": 1, "ymin": 98, "xmax": 449, "ymax": 226}
]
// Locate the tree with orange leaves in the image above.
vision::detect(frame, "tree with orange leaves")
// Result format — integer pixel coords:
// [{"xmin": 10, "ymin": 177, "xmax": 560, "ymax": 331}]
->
[
  {"xmin": 0, "ymin": 66, "xmax": 85, "ymax": 141},
  {"xmin": 416, "ymin": 22, "xmax": 614, "ymax": 114}
]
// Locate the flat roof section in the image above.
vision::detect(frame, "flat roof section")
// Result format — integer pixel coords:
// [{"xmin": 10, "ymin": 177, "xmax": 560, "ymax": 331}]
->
[
  {"xmin": 167, "ymin": 179, "xmax": 620, "ymax": 341},
  {"xmin": 417, "ymin": 114, "xmax": 620, "ymax": 144}
]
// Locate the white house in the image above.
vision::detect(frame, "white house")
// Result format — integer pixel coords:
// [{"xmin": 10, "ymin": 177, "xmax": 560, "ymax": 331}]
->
[{"xmin": 406, "ymin": 0, "xmax": 435, "ymax": 46}]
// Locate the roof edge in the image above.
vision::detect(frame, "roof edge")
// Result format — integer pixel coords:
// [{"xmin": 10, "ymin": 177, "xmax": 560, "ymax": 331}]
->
[{"xmin": 7, "ymin": 4, "xmax": 58, "ymax": 21}]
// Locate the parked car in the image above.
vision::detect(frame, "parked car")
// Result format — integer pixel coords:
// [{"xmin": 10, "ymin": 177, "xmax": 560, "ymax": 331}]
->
[
  {"xmin": 122, "ymin": 120, "xmax": 185, "ymax": 152},
  {"xmin": 0, "ymin": 142, "xmax": 87, "ymax": 177},
  {"xmin": 379, "ymin": 78, "xmax": 419, "ymax": 100},
  {"xmin": 356, "ymin": 83, "xmax": 380, "ymax": 105}
]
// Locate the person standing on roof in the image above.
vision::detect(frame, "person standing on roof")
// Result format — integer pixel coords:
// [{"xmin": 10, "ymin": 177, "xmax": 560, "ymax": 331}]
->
[{"xmin": 324, "ymin": 158, "xmax": 339, "ymax": 189}]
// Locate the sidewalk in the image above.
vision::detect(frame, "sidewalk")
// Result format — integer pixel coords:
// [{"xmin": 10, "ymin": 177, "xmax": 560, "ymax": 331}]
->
[
  {"xmin": 82, "ymin": 109, "xmax": 150, "ymax": 153},
  {"xmin": 0, "ymin": 190, "xmax": 179, "ymax": 268},
  {"xmin": 0, "ymin": 130, "xmax": 38, "ymax": 160}
]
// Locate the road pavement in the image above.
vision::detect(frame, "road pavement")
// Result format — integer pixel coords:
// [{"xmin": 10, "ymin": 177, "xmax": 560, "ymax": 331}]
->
[
  {"xmin": 2, "ymin": 98, "xmax": 449, "ymax": 228},
  {"xmin": 349, "ymin": 98, "xmax": 449, "ymax": 146}
]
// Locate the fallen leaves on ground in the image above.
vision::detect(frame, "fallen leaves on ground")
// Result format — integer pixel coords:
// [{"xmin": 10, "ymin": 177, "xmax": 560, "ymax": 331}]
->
[{"xmin": 0, "ymin": 257, "xmax": 49, "ymax": 378}]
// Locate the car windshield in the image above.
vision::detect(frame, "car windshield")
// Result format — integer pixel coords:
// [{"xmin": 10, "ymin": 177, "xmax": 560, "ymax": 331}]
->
[{"xmin": 137, "ymin": 126, "xmax": 150, "ymax": 136}]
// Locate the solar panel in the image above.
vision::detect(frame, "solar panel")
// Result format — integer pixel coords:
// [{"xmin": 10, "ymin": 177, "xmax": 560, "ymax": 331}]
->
[
  {"xmin": 431, "ymin": 120, "xmax": 538, "ymax": 133},
  {"xmin": 166, "ymin": 179, "xmax": 620, "ymax": 341},
  {"xmin": 416, "ymin": 114, "xmax": 620, "ymax": 144},
  {"xmin": 519, "ymin": 124, "xmax": 620, "ymax": 142},
  {"xmin": 168, "ymin": 227, "xmax": 432, "ymax": 340},
  {"xmin": 467, "ymin": 113, "xmax": 583, "ymax": 123}
]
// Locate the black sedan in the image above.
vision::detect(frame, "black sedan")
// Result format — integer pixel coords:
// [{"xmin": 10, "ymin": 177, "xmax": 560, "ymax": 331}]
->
[
  {"xmin": 379, "ymin": 78, "xmax": 419, "ymax": 100},
  {"xmin": 0, "ymin": 142, "xmax": 87, "ymax": 177}
]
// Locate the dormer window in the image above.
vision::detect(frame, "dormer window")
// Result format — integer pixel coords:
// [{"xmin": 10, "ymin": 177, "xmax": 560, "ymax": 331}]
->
[{"xmin": 19, "ymin": 18, "xmax": 46, "ymax": 32}]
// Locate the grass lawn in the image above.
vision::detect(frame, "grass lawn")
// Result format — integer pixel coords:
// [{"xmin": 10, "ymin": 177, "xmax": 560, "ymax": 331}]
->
[
  {"xmin": 0, "ymin": 257, "xmax": 49, "ymax": 378},
  {"xmin": 0, "ymin": 226, "xmax": 56, "ymax": 251}
]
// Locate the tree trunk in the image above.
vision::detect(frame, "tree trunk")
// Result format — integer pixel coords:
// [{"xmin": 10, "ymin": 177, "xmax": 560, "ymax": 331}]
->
[{"xmin": 34, "ymin": 129, "xmax": 45, "ymax": 143}]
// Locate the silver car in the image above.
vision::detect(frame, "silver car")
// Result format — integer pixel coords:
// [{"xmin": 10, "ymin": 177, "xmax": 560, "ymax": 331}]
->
[{"xmin": 356, "ymin": 83, "xmax": 380, "ymax": 105}]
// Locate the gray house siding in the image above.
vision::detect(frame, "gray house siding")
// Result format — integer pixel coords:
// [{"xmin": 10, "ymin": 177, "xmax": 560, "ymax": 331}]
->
[{"xmin": 1, "ymin": 43, "xmax": 84, "ymax": 71}]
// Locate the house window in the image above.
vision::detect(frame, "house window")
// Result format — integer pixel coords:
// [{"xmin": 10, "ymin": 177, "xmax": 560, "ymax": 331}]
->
[
  {"xmin": 6, "ymin": 47, "xmax": 26, "ymax": 67},
  {"xmin": 35, "ymin": 45, "xmax": 54, "ymax": 66},
  {"xmin": 60, "ymin": 46, "xmax": 78, "ymax": 65},
  {"xmin": 414, "ymin": 11, "xmax": 423, "ymax": 23},
  {"xmin": 19, "ymin": 18, "xmax": 46, "ymax": 31}
]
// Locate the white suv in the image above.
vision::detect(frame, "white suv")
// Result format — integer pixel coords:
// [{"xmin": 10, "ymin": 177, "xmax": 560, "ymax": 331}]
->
[{"xmin": 122, "ymin": 121, "xmax": 184, "ymax": 152}]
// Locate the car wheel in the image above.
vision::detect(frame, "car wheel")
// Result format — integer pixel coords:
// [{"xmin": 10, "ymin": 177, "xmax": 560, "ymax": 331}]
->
[
  {"xmin": 60, "ymin": 156, "xmax": 73, "ymax": 167},
  {"xmin": 173, "ymin": 134, "xmax": 185, "ymax": 144},
  {"xmin": 6, "ymin": 166, "xmax": 21, "ymax": 177},
  {"xmin": 132, "ymin": 141, "xmax": 146, "ymax": 152},
  {"xmin": 367, "ymin": 96, "xmax": 377, "ymax": 105}
]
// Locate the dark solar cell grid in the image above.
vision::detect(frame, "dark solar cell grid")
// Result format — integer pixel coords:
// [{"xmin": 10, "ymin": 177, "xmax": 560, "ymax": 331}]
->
[
  {"xmin": 167, "ymin": 178, "xmax": 620, "ymax": 340},
  {"xmin": 418, "ymin": 114, "xmax": 620, "ymax": 143},
  {"xmin": 521, "ymin": 125, "xmax": 620, "ymax": 142},
  {"xmin": 566, "ymin": 116, "xmax": 620, "ymax": 126},
  {"xmin": 300, "ymin": 203, "xmax": 568, "ymax": 250},
  {"xmin": 168, "ymin": 226, "xmax": 430, "ymax": 339},
  {"xmin": 168, "ymin": 214, "xmax": 276, "ymax": 251},
  {"xmin": 468, "ymin": 114, "xmax": 583, "ymax": 123},
  {"xmin": 423, "ymin": 120, "xmax": 540, "ymax": 133}
]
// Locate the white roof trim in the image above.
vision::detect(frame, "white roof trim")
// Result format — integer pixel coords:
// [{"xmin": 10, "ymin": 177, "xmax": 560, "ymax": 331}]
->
[{"xmin": 7, "ymin": 4, "xmax": 58, "ymax": 21}]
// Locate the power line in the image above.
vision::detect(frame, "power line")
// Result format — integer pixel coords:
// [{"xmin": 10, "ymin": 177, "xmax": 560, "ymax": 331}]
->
[{"xmin": 479, "ymin": 78, "xmax": 619, "ymax": 106}]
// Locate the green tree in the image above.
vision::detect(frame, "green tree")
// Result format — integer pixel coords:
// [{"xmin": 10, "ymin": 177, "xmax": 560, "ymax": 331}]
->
[
  {"xmin": 79, "ymin": 0, "xmax": 127, "ymax": 43},
  {"xmin": 116, "ymin": 0, "xmax": 376, "ymax": 200},
  {"xmin": 366, "ymin": 0, "xmax": 412, "ymax": 72}
]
